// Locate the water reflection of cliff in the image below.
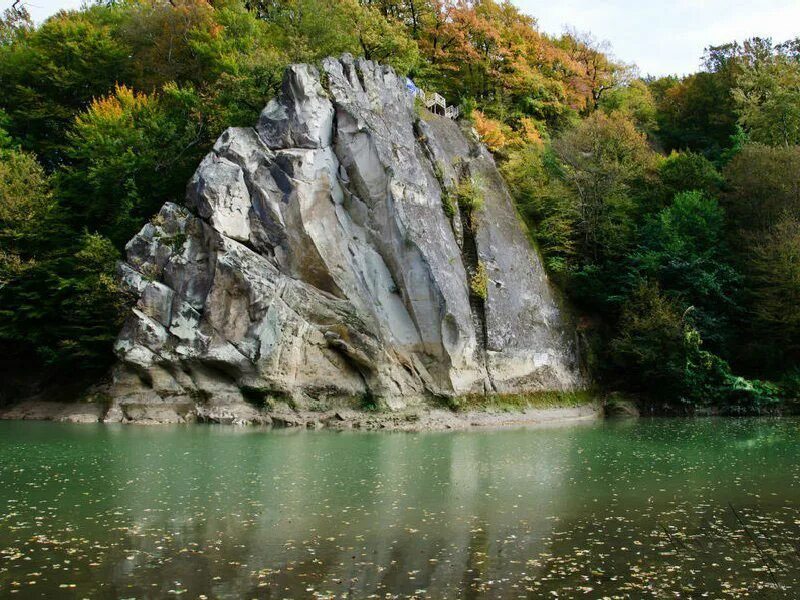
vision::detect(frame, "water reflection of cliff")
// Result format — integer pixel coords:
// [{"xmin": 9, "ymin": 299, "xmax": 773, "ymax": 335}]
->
[{"xmin": 107, "ymin": 425, "xmax": 588, "ymax": 598}]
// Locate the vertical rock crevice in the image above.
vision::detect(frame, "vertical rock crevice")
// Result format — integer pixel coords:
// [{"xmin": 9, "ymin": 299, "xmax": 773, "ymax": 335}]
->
[{"xmin": 457, "ymin": 182, "xmax": 491, "ymax": 387}]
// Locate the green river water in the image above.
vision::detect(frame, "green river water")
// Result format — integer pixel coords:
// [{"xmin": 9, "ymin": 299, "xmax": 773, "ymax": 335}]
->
[{"xmin": 0, "ymin": 418, "xmax": 799, "ymax": 598}]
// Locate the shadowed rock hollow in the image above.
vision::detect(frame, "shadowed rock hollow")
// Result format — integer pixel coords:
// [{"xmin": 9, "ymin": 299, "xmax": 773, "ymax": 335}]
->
[{"xmin": 109, "ymin": 55, "xmax": 584, "ymax": 423}]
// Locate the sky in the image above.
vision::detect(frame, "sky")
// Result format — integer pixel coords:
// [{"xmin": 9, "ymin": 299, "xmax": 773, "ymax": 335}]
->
[
  {"xmin": 519, "ymin": 0, "xmax": 800, "ymax": 75},
  {"xmin": 5, "ymin": 0, "xmax": 800, "ymax": 76}
]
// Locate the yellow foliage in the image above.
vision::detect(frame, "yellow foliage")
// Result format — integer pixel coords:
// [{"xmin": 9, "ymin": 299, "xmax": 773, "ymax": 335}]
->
[
  {"xmin": 79, "ymin": 84, "xmax": 153, "ymax": 126},
  {"xmin": 519, "ymin": 118, "xmax": 544, "ymax": 146},
  {"xmin": 474, "ymin": 112, "xmax": 545, "ymax": 152},
  {"xmin": 473, "ymin": 110, "xmax": 507, "ymax": 152}
]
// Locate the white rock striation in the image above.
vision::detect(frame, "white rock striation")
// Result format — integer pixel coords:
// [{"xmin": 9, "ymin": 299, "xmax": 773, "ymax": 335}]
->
[{"xmin": 107, "ymin": 55, "xmax": 584, "ymax": 423}]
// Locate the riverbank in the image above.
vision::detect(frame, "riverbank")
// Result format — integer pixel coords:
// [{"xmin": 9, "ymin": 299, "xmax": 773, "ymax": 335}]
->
[{"xmin": 0, "ymin": 398, "xmax": 601, "ymax": 431}]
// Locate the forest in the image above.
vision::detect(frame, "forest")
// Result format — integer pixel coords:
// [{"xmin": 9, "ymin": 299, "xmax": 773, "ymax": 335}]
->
[{"xmin": 0, "ymin": 0, "xmax": 797, "ymax": 413}]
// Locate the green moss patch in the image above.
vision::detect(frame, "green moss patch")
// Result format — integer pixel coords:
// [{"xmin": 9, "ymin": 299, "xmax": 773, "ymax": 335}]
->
[{"xmin": 446, "ymin": 389, "xmax": 596, "ymax": 412}]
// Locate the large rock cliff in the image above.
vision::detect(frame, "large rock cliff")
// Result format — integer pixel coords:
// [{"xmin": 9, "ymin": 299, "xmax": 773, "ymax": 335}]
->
[{"xmin": 107, "ymin": 55, "xmax": 583, "ymax": 423}]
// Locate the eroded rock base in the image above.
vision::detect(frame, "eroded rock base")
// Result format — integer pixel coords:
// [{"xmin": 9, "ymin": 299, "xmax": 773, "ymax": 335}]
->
[{"xmin": 0, "ymin": 399, "xmax": 599, "ymax": 431}]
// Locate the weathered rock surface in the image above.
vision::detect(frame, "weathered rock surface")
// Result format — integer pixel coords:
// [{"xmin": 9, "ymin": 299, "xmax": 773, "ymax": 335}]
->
[
  {"xmin": 108, "ymin": 55, "xmax": 584, "ymax": 423},
  {"xmin": 0, "ymin": 400, "xmax": 106, "ymax": 423}
]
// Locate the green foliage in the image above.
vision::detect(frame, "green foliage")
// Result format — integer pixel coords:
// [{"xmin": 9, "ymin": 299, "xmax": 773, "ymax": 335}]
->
[
  {"xmin": 648, "ymin": 37, "xmax": 800, "ymax": 159},
  {"xmin": 552, "ymin": 111, "xmax": 658, "ymax": 266},
  {"xmin": 345, "ymin": 0, "xmax": 419, "ymax": 73},
  {"xmin": 48, "ymin": 234, "xmax": 128, "ymax": 368},
  {"xmin": 59, "ymin": 83, "xmax": 204, "ymax": 246},
  {"xmin": 599, "ymin": 79, "xmax": 658, "ymax": 135},
  {"xmin": 722, "ymin": 144, "xmax": 800, "ymax": 373},
  {"xmin": 501, "ymin": 144, "xmax": 576, "ymax": 274},
  {"xmin": 0, "ymin": 6, "xmax": 131, "ymax": 163},
  {"xmin": 0, "ymin": 143, "xmax": 127, "ymax": 376},
  {"xmin": 630, "ymin": 192, "xmax": 740, "ymax": 349},
  {"xmin": 610, "ymin": 282, "xmax": 780, "ymax": 412},
  {"xmin": 733, "ymin": 55, "xmax": 800, "ymax": 146},
  {"xmin": 640, "ymin": 192, "xmax": 727, "ymax": 269},
  {"xmin": 441, "ymin": 193, "xmax": 456, "ymax": 219},
  {"xmin": 506, "ymin": 99, "xmax": 787, "ymax": 412},
  {"xmin": 723, "ymin": 144, "xmax": 800, "ymax": 232},
  {"xmin": 610, "ymin": 281, "xmax": 688, "ymax": 399},
  {"xmin": 648, "ymin": 61, "xmax": 739, "ymax": 160},
  {"xmin": 683, "ymin": 327, "xmax": 781, "ymax": 414},
  {"xmin": 431, "ymin": 162, "xmax": 456, "ymax": 218},
  {"xmin": 251, "ymin": 0, "xmax": 417, "ymax": 73},
  {"xmin": 0, "ymin": 149, "xmax": 55, "ymax": 286},
  {"xmin": 0, "ymin": 109, "xmax": 12, "ymax": 149},
  {"xmin": 747, "ymin": 214, "xmax": 800, "ymax": 360},
  {"xmin": 657, "ymin": 151, "xmax": 723, "ymax": 204},
  {"xmin": 0, "ymin": 230, "xmax": 128, "ymax": 376},
  {"xmin": 459, "ymin": 97, "xmax": 477, "ymax": 122},
  {"xmin": 0, "ymin": 0, "xmax": 281, "ymax": 166},
  {"xmin": 718, "ymin": 124, "xmax": 750, "ymax": 165},
  {"xmin": 779, "ymin": 369, "xmax": 800, "ymax": 401}
]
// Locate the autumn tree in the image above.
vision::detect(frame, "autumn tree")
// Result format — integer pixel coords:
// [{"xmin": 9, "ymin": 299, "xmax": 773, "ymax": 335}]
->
[
  {"xmin": 0, "ymin": 4, "xmax": 31, "ymax": 45},
  {"xmin": 559, "ymin": 29, "xmax": 631, "ymax": 113}
]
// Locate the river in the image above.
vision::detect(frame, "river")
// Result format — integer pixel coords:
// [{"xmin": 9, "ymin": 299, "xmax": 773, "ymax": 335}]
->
[{"xmin": 0, "ymin": 418, "xmax": 798, "ymax": 598}]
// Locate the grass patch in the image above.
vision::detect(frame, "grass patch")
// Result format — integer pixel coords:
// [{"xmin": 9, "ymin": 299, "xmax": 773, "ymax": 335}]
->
[
  {"xmin": 442, "ymin": 190, "xmax": 456, "ymax": 218},
  {"xmin": 454, "ymin": 176, "xmax": 485, "ymax": 232},
  {"xmin": 469, "ymin": 260, "xmax": 488, "ymax": 300},
  {"xmin": 446, "ymin": 389, "xmax": 596, "ymax": 412},
  {"xmin": 454, "ymin": 177, "xmax": 484, "ymax": 213},
  {"xmin": 165, "ymin": 232, "xmax": 187, "ymax": 252},
  {"xmin": 432, "ymin": 161, "xmax": 457, "ymax": 218}
]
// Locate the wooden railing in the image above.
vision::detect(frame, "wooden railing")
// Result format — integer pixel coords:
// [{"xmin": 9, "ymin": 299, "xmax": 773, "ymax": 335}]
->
[{"xmin": 409, "ymin": 88, "xmax": 459, "ymax": 120}]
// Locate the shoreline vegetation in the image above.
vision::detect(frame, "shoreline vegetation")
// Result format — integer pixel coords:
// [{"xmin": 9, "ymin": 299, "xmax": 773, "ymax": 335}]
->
[{"xmin": 1, "ymin": 0, "xmax": 798, "ymax": 414}]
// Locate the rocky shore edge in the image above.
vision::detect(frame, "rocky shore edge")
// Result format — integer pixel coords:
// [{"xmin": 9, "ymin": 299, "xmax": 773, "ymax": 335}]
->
[{"xmin": 0, "ymin": 399, "xmax": 600, "ymax": 431}]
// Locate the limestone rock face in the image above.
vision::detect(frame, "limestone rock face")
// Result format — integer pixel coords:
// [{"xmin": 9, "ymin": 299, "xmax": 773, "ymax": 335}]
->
[{"xmin": 110, "ymin": 55, "xmax": 583, "ymax": 420}]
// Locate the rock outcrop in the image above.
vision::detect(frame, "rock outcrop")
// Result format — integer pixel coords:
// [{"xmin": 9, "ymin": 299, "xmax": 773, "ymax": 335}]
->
[{"xmin": 107, "ymin": 55, "xmax": 584, "ymax": 423}]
